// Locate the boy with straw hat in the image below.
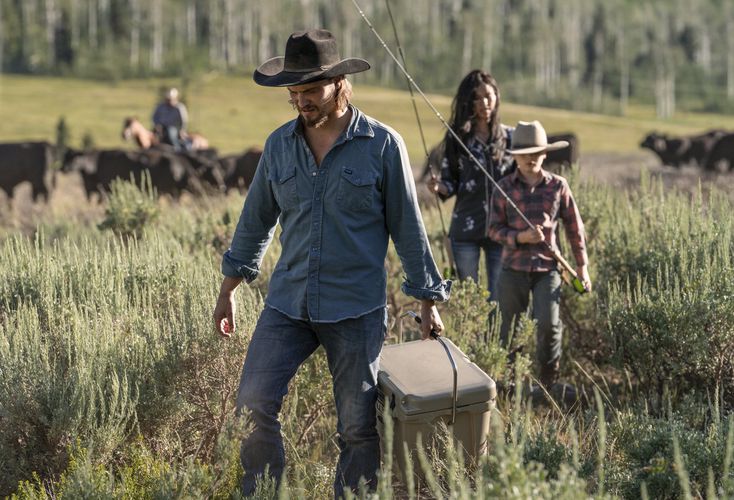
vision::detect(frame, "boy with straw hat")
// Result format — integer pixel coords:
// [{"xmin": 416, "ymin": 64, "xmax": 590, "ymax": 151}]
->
[{"xmin": 488, "ymin": 120, "xmax": 591, "ymax": 390}]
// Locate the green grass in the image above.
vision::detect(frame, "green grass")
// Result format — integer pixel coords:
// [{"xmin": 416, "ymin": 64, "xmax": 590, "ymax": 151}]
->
[{"xmin": 3, "ymin": 74, "xmax": 734, "ymax": 159}]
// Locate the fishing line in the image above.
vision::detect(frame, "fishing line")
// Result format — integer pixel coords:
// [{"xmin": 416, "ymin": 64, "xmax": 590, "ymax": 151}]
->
[
  {"xmin": 384, "ymin": 0, "xmax": 454, "ymax": 277},
  {"xmin": 350, "ymin": 0, "xmax": 587, "ymax": 293}
]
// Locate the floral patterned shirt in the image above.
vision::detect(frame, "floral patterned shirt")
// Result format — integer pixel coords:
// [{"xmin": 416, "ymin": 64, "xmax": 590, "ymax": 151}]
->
[{"xmin": 439, "ymin": 125, "xmax": 515, "ymax": 241}]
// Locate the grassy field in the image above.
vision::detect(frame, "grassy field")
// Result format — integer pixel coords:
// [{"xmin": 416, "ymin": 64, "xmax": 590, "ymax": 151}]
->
[
  {"xmin": 2, "ymin": 75, "xmax": 734, "ymax": 498},
  {"xmin": 3, "ymin": 73, "xmax": 734, "ymax": 159}
]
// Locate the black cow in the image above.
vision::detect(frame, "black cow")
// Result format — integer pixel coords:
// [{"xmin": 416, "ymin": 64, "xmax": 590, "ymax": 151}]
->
[
  {"xmin": 0, "ymin": 141, "xmax": 56, "ymax": 202},
  {"xmin": 221, "ymin": 147, "xmax": 263, "ymax": 193},
  {"xmin": 62, "ymin": 148, "xmax": 205, "ymax": 200},
  {"xmin": 640, "ymin": 132, "xmax": 691, "ymax": 168},
  {"xmin": 685, "ymin": 129, "xmax": 727, "ymax": 168},
  {"xmin": 703, "ymin": 133, "xmax": 734, "ymax": 172},
  {"xmin": 179, "ymin": 150, "xmax": 226, "ymax": 193},
  {"xmin": 545, "ymin": 133, "xmax": 579, "ymax": 170}
]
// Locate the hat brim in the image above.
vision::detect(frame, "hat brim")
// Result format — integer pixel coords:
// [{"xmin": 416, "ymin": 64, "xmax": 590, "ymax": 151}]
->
[
  {"xmin": 508, "ymin": 140, "xmax": 569, "ymax": 155},
  {"xmin": 253, "ymin": 57, "xmax": 370, "ymax": 87}
]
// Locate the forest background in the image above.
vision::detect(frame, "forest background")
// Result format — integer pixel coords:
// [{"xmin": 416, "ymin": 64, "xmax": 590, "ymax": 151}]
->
[{"xmin": 2, "ymin": 0, "xmax": 734, "ymax": 118}]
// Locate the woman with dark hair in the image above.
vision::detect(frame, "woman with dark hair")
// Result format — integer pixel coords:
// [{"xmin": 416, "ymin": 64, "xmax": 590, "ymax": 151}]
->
[{"xmin": 427, "ymin": 70, "xmax": 514, "ymax": 301}]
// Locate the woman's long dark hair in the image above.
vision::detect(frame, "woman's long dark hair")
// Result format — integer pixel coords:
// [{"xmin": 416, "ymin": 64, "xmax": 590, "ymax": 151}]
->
[{"xmin": 442, "ymin": 70, "xmax": 505, "ymax": 170}]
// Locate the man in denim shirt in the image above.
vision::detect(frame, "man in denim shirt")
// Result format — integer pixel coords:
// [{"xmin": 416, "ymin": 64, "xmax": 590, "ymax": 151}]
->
[{"xmin": 212, "ymin": 29, "xmax": 451, "ymax": 498}]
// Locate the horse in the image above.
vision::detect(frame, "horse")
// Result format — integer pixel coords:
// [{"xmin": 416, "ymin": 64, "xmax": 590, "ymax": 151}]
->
[{"xmin": 122, "ymin": 117, "xmax": 210, "ymax": 151}]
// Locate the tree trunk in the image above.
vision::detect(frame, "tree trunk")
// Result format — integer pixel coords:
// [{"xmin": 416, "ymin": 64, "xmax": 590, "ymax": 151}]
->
[
  {"xmin": 225, "ymin": 0, "xmax": 236, "ymax": 67},
  {"xmin": 618, "ymin": 26, "xmax": 628, "ymax": 114},
  {"xmin": 460, "ymin": 11, "xmax": 474, "ymax": 76},
  {"xmin": 0, "ymin": 0, "xmax": 3, "ymax": 72},
  {"xmin": 186, "ymin": 1, "xmax": 197, "ymax": 46},
  {"xmin": 258, "ymin": 2, "xmax": 270, "ymax": 65},
  {"xmin": 45, "ymin": 0, "xmax": 56, "ymax": 67},
  {"xmin": 728, "ymin": 18, "xmax": 734, "ymax": 98},
  {"xmin": 592, "ymin": 30, "xmax": 604, "ymax": 111},
  {"xmin": 130, "ymin": 0, "xmax": 141, "ymax": 69},
  {"xmin": 88, "ymin": 0, "xmax": 97, "ymax": 48},
  {"xmin": 151, "ymin": 0, "xmax": 163, "ymax": 71},
  {"xmin": 70, "ymin": 0, "xmax": 80, "ymax": 53},
  {"xmin": 481, "ymin": 0, "xmax": 497, "ymax": 72}
]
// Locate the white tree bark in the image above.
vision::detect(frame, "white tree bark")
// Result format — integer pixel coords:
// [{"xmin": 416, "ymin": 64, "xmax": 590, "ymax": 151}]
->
[
  {"xmin": 225, "ymin": 0, "xmax": 237, "ymax": 67},
  {"xmin": 151, "ymin": 0, "xmax": 163, "ymax": 71},
  {"xmin": 186, "ymin": 1, "xmax": 197, "ymax": 46},
  {"xmin": 45, "ymin": 0, "xmax": 57, "ymax": 67},
  {"xmin": 728, "ymin": 17, "xmax": 734, "ymax": 98},
  {"xmin": 460, "ymin": 10, "xmax": 474, "ymax": 76},
  {"xmin": 0, "ymin": 0, "xmax": 4, "ymax": 72},
  {"xmin": 130, "ymin": 0, "xmax": 141, "ymax": 68},
  {"xmin": 70, "ymin": 0, "xmax": 80, "ymax": 52},
  {"xmin": 88, "ymin": 0, "xmax": 97, "ymax": 48}
]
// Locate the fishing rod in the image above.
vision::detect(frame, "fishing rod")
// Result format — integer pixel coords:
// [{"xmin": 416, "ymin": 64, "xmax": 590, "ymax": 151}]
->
[
  {"xmin": 384, "ymin": 0, "xmax": 455, "ymax": 278},
  {"xmin": 350, "ymin": 0, "xmax": 588, "ymax": 294}
]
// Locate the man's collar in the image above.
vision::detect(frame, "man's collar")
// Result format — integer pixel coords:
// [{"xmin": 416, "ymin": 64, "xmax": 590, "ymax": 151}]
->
[{"xmin": 286, "ymin": 105, "xmax": 374, "ymax": 139}]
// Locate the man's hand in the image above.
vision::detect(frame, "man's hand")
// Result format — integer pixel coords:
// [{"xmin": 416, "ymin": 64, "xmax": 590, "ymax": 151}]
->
[
  {"xmin": 517, "ymin": 224, "xmax": 545, "ymax": 244},
  {"xmin": 420, "ymin": 299, "xmax": 444, "ymax": 340},
  {"xmin": 427, "ymin": 173, "xmax": 448, "ymax": 196},
  {"xmin": 577, "ymin": 264, "xmax": 592, "ymax": 292},
  {"xmin": 213, "ymin": 276, "xmax": 243, "ymax": 338}
]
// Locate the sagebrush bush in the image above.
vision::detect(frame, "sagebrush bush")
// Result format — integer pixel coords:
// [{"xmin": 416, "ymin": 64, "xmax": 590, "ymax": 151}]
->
[
  {"xmin": 4, "ymin": 170, "xmax": 734, "ymax": 498},
  {"xmin": 97, "ymin": 175, "xmax": 159, "ymax": 238}
]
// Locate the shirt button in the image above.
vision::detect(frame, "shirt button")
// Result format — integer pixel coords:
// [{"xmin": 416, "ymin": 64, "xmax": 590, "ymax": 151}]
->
[{"xmin": 312, "ymin": 171, "xmax": 317, "ymax": 176}]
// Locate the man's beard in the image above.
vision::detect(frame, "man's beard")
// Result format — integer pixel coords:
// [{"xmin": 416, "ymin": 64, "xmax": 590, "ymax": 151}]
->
[{"xmin": 299, "ymin": 107, "xmax": 329, "ymax": 128}]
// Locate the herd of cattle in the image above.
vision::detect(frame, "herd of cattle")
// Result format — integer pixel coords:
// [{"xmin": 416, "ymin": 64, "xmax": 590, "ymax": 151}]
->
[
  {"xmin": 2, "ymin": 127, "xmax": 733, "ymax": 205},
  {"xmin": 640, "ymin": 129, "xmax": 734, "ymax": 171},
  {"xmin": 0, "ymin": 142, "xmax": 262, "ymax": 203}
]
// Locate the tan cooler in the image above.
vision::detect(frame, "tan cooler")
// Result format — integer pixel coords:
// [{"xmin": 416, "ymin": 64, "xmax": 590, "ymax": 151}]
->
[{"xmin": 376, "ymin": 338, "xmax": 496, "ymax": 480}]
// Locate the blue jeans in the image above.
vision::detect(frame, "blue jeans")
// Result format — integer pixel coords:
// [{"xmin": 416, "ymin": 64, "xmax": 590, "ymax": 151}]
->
[
  {"xmin": 451, "ymin": 238, "xmax": 503, "ymax": 301},
  {"xmin": 497, "ymin": 268, "xmax": 563, "ymax": 386},
  {"xmin": 236, "ymin": 306, "xmax": 386, "ymax": 499},
  {"xmin": 163, "ymin": 126, "xmax": 184, "ymax": 151}
]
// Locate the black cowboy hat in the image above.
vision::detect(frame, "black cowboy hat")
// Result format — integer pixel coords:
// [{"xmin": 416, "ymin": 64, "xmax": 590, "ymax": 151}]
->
[{"xmin": 253, "ymin": 29, "xmax": 370, "ymax": 87}]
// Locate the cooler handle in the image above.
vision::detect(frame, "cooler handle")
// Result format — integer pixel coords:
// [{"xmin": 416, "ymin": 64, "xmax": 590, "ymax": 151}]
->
[{"xmin": 403, "ymin": 311, "xmax": 458, "ymax": 425}]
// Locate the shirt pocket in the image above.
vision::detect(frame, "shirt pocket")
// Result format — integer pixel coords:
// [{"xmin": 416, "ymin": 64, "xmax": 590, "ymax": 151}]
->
[
  {"xmin": 269, "ymin": 164, "xmax": 298, "ymax": 211},
  {"xmin": 336, "ymin": 166, "xmax": 377, "ymax": 211}
]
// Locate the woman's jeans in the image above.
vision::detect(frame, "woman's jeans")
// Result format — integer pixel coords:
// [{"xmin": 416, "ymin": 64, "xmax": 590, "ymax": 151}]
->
[
  {"xmin": 451, "ymin": 238, "xmax": 503, "ymax": 301},
  {"xmin": 236, "ymin": 306, "xmax": 386, "ymax": 499},
  {"xmin": 497, "ymin": 268, "xmax": 563, "ymax": 387}
]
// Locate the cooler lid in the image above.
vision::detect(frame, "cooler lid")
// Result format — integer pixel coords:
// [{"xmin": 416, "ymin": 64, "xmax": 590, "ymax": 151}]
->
[{"xmin": 378, "ymin": 338, "xmax": 496, "ymax": 417}]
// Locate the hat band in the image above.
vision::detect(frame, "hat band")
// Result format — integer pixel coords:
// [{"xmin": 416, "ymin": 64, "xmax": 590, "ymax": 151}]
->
[
  {"xmin": 514, "ymin": 143, "xmax": 547, "ymax": 148},
  {"xmin": 283, "ymin": 63, "xmax": 336, "ymax": 73}
]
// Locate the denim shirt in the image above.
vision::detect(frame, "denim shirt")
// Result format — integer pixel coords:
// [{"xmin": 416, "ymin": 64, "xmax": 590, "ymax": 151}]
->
[{"xmin": 222, "ymin": 105, "xmax": 451, "ymax": 322}]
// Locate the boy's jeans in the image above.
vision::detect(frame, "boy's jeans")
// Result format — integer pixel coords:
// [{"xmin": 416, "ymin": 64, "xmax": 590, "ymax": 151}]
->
[
  {"xmin": 497, "ymin": 268, "xmax": 562, "ymax": 386},
  {"xmin": 236, "ymin": 306, "xmax": 386, "ymax": 499}
]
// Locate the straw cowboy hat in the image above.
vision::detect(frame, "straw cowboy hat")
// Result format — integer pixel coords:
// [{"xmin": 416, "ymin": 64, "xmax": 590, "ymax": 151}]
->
[
  {"xmin": 254, "ymin": 29, "xmax": 370, "ymax": 87},
  {"xmin": 508, "ymin": 121, "xmax": 569, "ymax": 155}
]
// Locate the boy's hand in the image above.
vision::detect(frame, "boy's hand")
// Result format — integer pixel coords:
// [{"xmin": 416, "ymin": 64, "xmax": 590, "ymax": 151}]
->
[
  {"xmin": 517, "ymin": 225, "xmax": 545, "ymax": 244},
  {"xmin": 577, "ymin": 265, "xmax": 592, "ymax": 292}
]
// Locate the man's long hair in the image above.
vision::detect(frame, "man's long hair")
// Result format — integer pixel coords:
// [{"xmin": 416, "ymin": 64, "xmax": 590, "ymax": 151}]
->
[
  {"xmin": 334, "ymin": 76, "xmax": 352, "ymax": 110},
  {"xmin": 442, "ymin": 70, "xmax": 505, "ymax": 169}
]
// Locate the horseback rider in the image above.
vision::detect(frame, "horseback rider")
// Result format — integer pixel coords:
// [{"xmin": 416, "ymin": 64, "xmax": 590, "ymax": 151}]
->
[{"xmin": 152, "ymin": 88, "xmax": 190, "ymax": 152}]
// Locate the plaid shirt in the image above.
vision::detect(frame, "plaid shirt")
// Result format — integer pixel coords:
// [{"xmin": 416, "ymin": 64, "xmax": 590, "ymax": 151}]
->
[{"xmin": 488, "ymin": 170, "xmax": 588, "ymax": 272}]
